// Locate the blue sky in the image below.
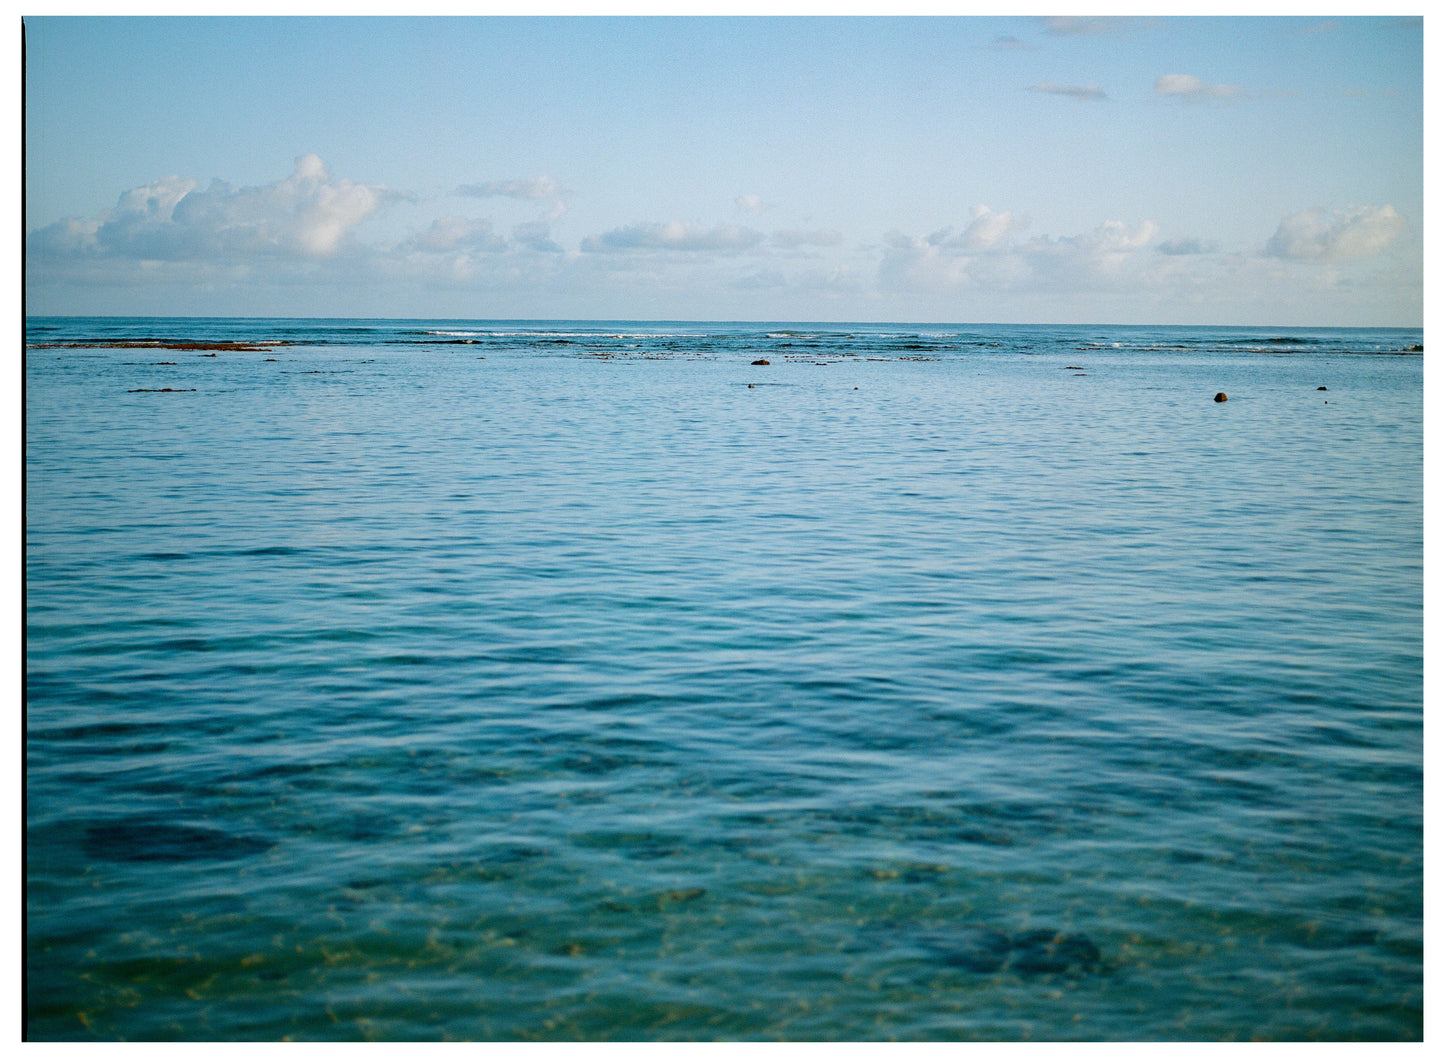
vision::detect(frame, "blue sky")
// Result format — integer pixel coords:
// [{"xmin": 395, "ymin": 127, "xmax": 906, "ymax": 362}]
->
[{"xmin": 23, "ymin": 15, "xmax": 1424, "ymax": 325}]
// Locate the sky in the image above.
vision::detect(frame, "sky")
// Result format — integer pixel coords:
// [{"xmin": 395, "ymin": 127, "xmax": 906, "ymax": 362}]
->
[{"xmin": 21, "ymin": 14, "xmax": 1426, "ymax": 325}]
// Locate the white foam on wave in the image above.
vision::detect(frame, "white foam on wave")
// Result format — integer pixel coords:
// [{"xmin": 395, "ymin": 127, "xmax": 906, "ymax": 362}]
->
[{"xmin": 425, "ymin": 330, "xmax": 706, "ymax": 340}]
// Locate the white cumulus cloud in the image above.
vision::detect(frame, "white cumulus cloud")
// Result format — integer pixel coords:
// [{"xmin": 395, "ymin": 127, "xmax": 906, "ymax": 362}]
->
[
  {"xmin": 1265, "ymin": 205, "xmax": 1405, "ymax": 260},
  {"xmin": 912, "ymin": 207, "xmax": 1026, "ymax": 254},
  {"xmin": 880, "ymin": 216, "xmax": 1159, "ymax": 294},
  {"xmin": 1155, "ymin": 74, "xmax": 1246, "ymax": 102},
  {"xmin": 958, "ymin": 206, "xmax": 1025, "ymax": 250},
  {"xmin": 1075, "ymin": 218, "xmax": 1160, "ymax": 254},
  {"xmin": 29, "ymin": 154, "xmax": 403, "ymax": 262},
  {"xmin": 405, "ymin": 216, "xmax": 507, "ymax": 254}
]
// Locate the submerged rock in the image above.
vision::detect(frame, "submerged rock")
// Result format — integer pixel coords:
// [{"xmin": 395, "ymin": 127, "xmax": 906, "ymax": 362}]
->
[
  {"xmin": 1214, "ymin": 392, "xmax": 1228, "ymax": 402},
  {"xmin": 1005, "ymin": 929, "xmax": 1103, "ymax": 975},
  {"xmin": 866, "ymin": 921, "xmax": 1106, "ymax": 977},
  {"xmin": 922, "ymin": 926, "xmax": 1102, "ymax": 976},
  {"xmin": 84, "ymin": 819, "xmax": 273, "ymax": 862}
]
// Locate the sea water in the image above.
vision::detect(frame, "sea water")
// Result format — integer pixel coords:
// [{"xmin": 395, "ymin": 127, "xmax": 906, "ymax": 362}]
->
[{"xmin": 24, "ymin": 319, "xmax": 1423, "ymax": 1041}]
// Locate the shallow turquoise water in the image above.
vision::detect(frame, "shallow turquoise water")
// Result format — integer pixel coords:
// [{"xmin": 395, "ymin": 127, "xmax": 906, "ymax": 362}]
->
[{"xmin": 25, "ymin": 320, "xmax": 1422, "ymax": 1040}]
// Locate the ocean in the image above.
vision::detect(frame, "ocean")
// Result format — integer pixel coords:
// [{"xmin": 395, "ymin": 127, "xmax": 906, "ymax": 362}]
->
[{"xmin": 23, "ymin": 317, "xmax": 1423, "ymax": 1040}]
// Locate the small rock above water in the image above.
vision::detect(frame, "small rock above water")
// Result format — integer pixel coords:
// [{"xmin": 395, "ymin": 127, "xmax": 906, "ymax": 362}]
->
[
  {"xmin": 1214, "ymin": 392, "xmax": 1228, "ymax": 402},
  {"xmin": 752, "ymin": 359, "xmax": 770, "ymax": 366}
]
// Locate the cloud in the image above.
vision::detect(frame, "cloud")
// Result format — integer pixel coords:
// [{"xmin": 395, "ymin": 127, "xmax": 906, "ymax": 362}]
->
[
  {"xmin": 1029, "ymin": 82, "xmax": 1108, "ymax": 102},
  {"xmin": 512, "ymin": 220, "xmax": 564, "ymax": 253},
  {"xmin": 922, "ymin": 207, "xmax": 1026, "ymax": 253},
  {"xmin": 405, "ymin": 216, "xmax": 507, "ymax": 254},
  {"xmin": 1155, "ymin": 74, "xmax": 1246, "ymax": 102},
  {"xmin": 29, "ymin": 154, "xmax": 403, "ymax": 262},
  {"xmin": 580, "ymin": 221, "xmax": 765, "ymax": 254},
  {"xmin": 960, "ymin": 206, "xmax": 1026, "ymax": 250},
  {"xmin": 1024, "ymin": 219, "xmax": 1161, "ymax": 286},
  {"xmin": 869, "ymin": 203, "xmax": 1417, "ymax": 324},
  {"xmin": 878, "ymin": 232, "xmax": 975, "ymax": 291},
  {"xmin": 771, "ymin": 228, "xmax": 842, "ymax": 249},
  {"xmin": 1265, "ymin": 205, "xmax": 1405, "ymax": 260},
  {"xmin": 456, "ymin": 176, "xmax": 563, "ymax": 200},
  {"xmin": 1156, "ymin": 237, "xmax": 1219, "ymax": 256},
  {"xmin": 735, "ymin": 194, "xmax": 767, "ymax": 214},
  {"xmin": 880, "ymin": 216, "xmax": 1159, "ymax": 294}
]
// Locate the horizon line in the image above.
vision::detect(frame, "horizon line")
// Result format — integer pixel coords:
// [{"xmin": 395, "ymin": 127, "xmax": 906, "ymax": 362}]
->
[{"xmin": 20, "ymin": 315, "xmax": 1423, "ymax": 330}]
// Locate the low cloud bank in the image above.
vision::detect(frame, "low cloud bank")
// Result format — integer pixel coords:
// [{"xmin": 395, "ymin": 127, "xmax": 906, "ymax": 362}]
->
[
  {"xmin": 581, "ymin": 222, "xmax": 766, "ymax": 254},
  {"xmin": 26, "ymin": 156, "xmax": 1416, "ymax": 324},
  {"xmin": 1266, "ymin": 205, "xmax": 1405, "ymax": 260},
  {"xmin": 31, "ymin": 154, "xmax": 404, "ymax": 262}
]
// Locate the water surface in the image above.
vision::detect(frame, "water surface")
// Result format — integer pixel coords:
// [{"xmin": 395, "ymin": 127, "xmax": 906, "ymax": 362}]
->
[{"xmin": 25, "ymin": 319, "xmax": 1423, "ymax": 1040}]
